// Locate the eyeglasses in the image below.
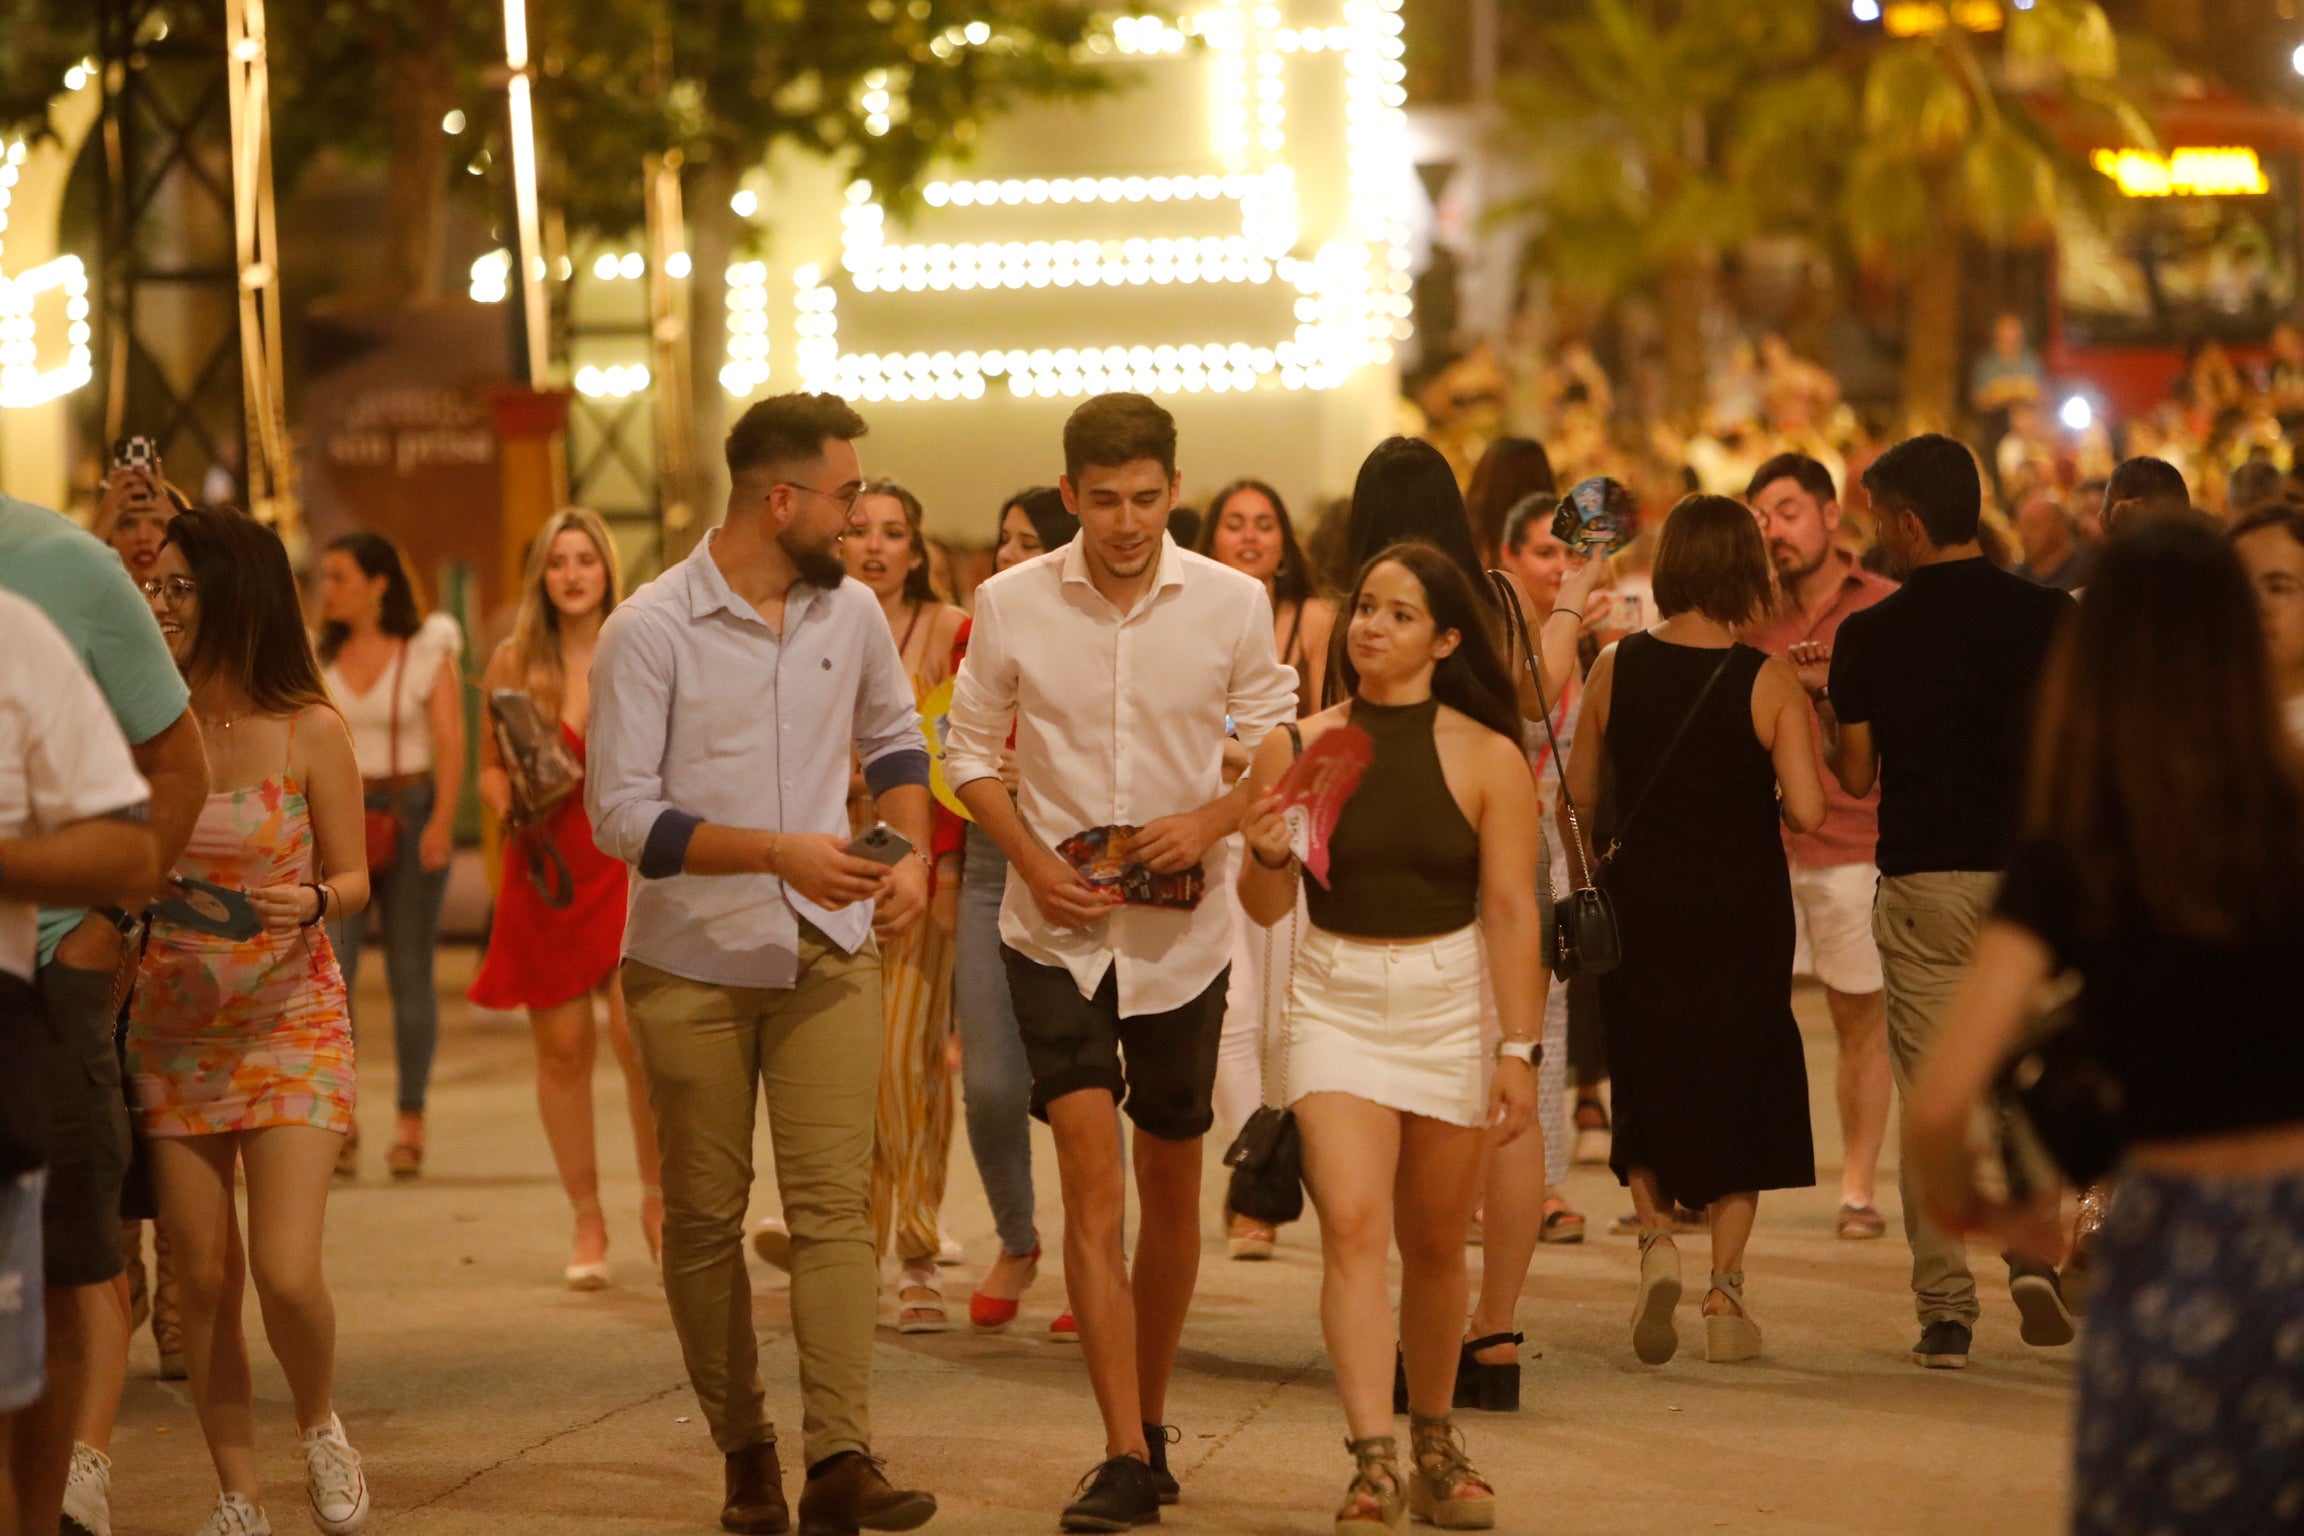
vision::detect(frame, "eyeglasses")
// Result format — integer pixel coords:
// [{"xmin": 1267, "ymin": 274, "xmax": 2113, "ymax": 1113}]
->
[
  {"xmin": 136, "ymin": 577, "xmax": 198, "ymax": 607},
  {"xmin": 771, "ymin": 481, "xmax": 865, "ymax": 515}
]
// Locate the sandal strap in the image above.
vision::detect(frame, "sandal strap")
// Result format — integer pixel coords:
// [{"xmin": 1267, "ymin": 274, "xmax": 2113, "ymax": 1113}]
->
[
  {"xmin": 1461, "ymin": 1332, "xmax": 1523, "ymax": 1352},
  {"xmin": 1708, "ymin": 1271, "xmax": 1747, "ymax": 1313}
]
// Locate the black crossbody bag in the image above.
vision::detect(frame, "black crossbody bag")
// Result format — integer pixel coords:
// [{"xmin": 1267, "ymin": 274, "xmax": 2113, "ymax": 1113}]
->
[
  {"xmin": 1222, "ymin": 721, "xmax": 1306, "ymax": 1225},
  {"xmin": 1490, "ymin": 576, "xmax": 1730, "ymax": 979}
]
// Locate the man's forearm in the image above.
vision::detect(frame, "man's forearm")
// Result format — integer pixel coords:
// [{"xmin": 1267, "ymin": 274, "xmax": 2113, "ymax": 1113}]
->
[
  {"xmin": 1195, "ymin": 777, "xmax": 1253, "ymax": 842},
  {"xmin": 956, "ymin": 777, "xmax": 1048, "ymax": 872},
  {"xmin": 874, "ymin": 784, "xmax": 933, "ymax": 863}
]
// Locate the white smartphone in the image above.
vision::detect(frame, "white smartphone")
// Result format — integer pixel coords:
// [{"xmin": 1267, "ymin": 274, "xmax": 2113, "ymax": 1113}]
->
[{"xmin": 845, "ymin": 823, "xmax": 915, "ymax": 866}]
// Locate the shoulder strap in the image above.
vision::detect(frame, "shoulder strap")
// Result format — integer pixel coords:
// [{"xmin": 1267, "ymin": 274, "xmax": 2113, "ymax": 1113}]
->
[
  {"xmin": 1489, "ymin": 570, "xmax": 1596, "ymax": 886},
  {"xmin": 386, "ymin": 641, "xmax": 406, "ymax": 780},
  {"xmin": 1600, "ymin": 643, "xmax": 1736, "ymax": 868},
  {"xmin": 1282, "ymin": 720, "xmax": 1302, "ymax": 758}
]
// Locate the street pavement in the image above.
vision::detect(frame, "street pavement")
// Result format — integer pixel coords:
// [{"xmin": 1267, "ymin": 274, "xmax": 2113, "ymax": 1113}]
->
[{"xmin": 101, "ymin": 949, "xmax": 2071, "ymax": 1535}]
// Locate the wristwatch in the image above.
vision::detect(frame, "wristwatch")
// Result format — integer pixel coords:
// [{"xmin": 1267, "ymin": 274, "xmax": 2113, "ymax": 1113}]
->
[{"xmin": 1494, "ymin": 1036, "xmax": 1539, "ymax": 1065}]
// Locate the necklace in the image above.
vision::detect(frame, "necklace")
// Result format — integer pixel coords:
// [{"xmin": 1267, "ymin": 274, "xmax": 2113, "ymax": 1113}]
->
[{"xmin": 198, "ymin": 710, "xmax": 255, "ymax": 733}]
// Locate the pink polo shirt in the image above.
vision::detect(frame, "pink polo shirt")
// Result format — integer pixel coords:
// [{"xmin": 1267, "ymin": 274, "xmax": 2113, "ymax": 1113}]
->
[{"xmin": 1742, "ymin": 556, "xmax": 1899, "ymax": 869}]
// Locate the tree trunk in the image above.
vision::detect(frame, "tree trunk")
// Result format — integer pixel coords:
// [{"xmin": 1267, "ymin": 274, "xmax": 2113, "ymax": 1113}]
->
[
  {"xmin": 676, "ymin": 155, "xmax": 740, "ymax": 561},
  {"xmin": 380, "ymin": 19, "xmax": 456, "ymax": 305},
  {"xmin": 1658, "ymin": 251, "xmax": 1711, "ymax": 427},
  {"xmin": 1900, "ymin": 223, "xmax": 1963, "ymax": 435}
]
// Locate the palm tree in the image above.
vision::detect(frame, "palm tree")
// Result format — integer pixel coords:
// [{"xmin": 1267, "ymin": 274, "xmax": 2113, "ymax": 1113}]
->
[{"xmin": 1835, "ymin": 0, "xmax": 2150, "ymax": 429}]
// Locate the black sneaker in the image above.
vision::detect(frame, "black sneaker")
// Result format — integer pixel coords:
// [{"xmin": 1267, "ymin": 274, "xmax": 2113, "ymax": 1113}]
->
[
  {"xmin": 1061, "ymin": 1455, "xmax": 1161, "ymax": 1532},
  {"xmin": 1911, "ymin": 1319, "xmax": 1973, "ymax": 1369},
  {"xmin": 2007, "ymin": 1261, "xmax": 2077, "ymax": 1347},
  {"xmin": 1141, "ymin": 1424, "xmax": 1180, "ymax": 1505}
]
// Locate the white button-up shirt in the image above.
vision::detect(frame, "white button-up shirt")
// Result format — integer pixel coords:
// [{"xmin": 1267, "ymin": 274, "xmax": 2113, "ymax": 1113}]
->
[
  {"xmin": 587, "ymin": 532, "xmax": 926, "ymax": 989},
  {"xmin": 944, "ymin": 533, "xmax": 1297, "ymax": 1016}
]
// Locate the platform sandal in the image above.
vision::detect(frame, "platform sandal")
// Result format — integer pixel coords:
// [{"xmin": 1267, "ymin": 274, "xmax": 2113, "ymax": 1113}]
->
[
  {"xmin": 1452, "ymin": 1333, "xmax": 1522, "ymax": 1412},
  {"xmin": 895, "ymin": 1257, "xmax": 949, "ymax": 1334},
  {"xmin": 1406, "ymin": 1414, "xmax": 1494, "ymax": 1530},
  {"xmin": 1334, "ymin": 1434, "xmax": 1404, "ymax": 1534},
  {"xmin": 1631, "ymin": 1230, "xmax": 1682, "ymax": 1365},
  {"xmin": 1702, "ymin": 1270, "xmax": 1762, "ymax": 1363}
]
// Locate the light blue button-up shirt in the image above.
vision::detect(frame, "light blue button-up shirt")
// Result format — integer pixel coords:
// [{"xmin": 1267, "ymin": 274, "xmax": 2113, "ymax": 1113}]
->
[{"xmin": 586, "ymin": 531, "xmax": 927, "ymax": 989}]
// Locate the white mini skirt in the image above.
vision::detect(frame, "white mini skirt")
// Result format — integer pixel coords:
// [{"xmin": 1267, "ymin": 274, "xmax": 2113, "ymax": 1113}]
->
[{"xmin": 1283, "ymin": 924, "xmax": 1492, "ymax": 1129}]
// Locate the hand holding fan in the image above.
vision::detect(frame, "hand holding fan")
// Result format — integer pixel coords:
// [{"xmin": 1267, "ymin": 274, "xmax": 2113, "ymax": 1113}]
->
[{"xmin": 1270, "ymin": 724, "xmax": 1373, "ymax": 888}]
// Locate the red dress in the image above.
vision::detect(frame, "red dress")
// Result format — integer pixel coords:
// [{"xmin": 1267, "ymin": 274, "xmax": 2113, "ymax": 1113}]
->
[{"xmin": 469, "ymin": 725, "xmax": 628, "ymax": 1011}]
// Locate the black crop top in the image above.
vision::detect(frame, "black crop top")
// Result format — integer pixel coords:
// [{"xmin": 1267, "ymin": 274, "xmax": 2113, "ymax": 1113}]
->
[
  {"xmin": 1303, "ymin": 696, "xmax": 1482, "ymax": 939},
  {"xmin": 1995, "ymin": 837, "xmax": 2304, "ymax": 1144}
]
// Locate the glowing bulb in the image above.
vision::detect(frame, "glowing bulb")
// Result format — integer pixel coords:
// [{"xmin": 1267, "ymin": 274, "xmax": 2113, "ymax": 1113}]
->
[{"xmin": 2059, "ymin": 395, "xmax": 2094, "ymax": 432}]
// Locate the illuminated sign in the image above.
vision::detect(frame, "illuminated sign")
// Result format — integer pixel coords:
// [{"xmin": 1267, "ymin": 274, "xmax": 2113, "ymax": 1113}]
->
[
  {"xmin": 0, "ymin": 139, "xmax": 95, "ymax": 410},
  {"xmin": 2090, "ymin": 147, "xmax": 2269, "ymax": 199}
]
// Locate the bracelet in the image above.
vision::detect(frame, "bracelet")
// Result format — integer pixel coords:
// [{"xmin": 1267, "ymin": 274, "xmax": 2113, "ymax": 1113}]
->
[
  {"xmin": 1250, "ymin": 845, "xmax": 1295, "ymax": 871},
  {"xmin": 1551, "ymin": 607, "xmax": 1584, "ymax": 621},
  {"xmin": 301, "ymin": 882, "xmax": 331, "ymax": 927}
]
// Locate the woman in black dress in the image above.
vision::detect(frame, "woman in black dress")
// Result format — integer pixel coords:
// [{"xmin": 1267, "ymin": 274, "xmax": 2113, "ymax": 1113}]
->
[{"xmin": 1561, "ymin": 494, "xmax": 1827, "ymax": 1366}]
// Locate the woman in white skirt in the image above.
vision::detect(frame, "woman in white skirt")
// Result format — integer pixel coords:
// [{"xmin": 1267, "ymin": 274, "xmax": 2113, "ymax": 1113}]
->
[{"xmin": 1239, "ymin": 542, "xmax": 1543, "ymax": 1534}]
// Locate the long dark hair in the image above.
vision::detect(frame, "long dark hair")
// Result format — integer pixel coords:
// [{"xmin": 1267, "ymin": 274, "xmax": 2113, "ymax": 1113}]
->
[
  {"xmin": 859, "ymin": 478, "xmax": 938, "ymax": 604},
  {"xmin": 1334, "ymin": 542, "xmax": 1519, "ymax": 744},
  {"xmin": 318, "ymin": 530, "xmax": 423, "ymax": 662},
  {"xmin": 1000, "ymin": 485, "xmax": 1077, "ymax": 553},
  {"xmin": 1465, "ymin": 437, "xmax": 1557, "ymax": 566},
  {"xmin": 167, "ymin": 509, "xmax": 333, "ymax": 716},
  {"xmin": 2023, "ymin": 513, "xmax": 2304, "ymax": 943},
  {"xmin": 1345, "ymin": 437, "xmax": 1488, "ymax": 596},
  {"xmin": 1197, "ymin": 478, "xmax": 1314, "ymax": 607}
]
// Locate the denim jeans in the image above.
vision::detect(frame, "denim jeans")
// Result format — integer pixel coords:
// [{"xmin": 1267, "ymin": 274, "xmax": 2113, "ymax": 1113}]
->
[
  {"xmin": 951, "ymin": 826, "xmax": 1038, "ymax": 1257},
  {"xmin": 330, "ymin": 779, "xmax": 451, "ymax": 1114}
]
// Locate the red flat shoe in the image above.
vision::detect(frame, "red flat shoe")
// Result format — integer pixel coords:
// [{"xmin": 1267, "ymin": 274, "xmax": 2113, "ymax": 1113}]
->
[
  {"xmin": 1048, "ymin": 1309, "xmax": 1078, "ymax": 1343},
  {"xmin": 967, "ymin": 1244, "xmax": 1041, "ymax": 1332}
]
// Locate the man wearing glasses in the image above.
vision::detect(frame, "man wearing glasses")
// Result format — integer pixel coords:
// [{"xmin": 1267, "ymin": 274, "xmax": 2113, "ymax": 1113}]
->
[{"xmin": 588, "ymin": 393, "xmax": 939, "ymax": 1535}]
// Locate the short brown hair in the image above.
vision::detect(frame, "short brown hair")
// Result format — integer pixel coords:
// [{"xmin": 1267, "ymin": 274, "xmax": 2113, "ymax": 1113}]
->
[
  {"xmin": 1062, "ymin": 392, "xmax": 1176, "ymax": 483},
  {"xmin": 725, "ymin": 392, "xmax": 868, "ymax": 478},
  {"xmin": 1652, "ymin": 493, "xmax": 1772, "ymax": 626}
]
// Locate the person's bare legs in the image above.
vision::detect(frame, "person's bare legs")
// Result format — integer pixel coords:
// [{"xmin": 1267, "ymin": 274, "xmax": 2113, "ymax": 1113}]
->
[
  {"xmin": 1701, "ymin": 1193, "xmax": 1759, "ymax": 1317},
  {"xmin": 1128, "ymin": 1126, "xmax": 1203, "ymax": 1427},
  {"xmin": 1294, "ymin": 1093, "xmax": 1403, "ymax": 1441},
  {"xmin": 1826, "ymin": 986, "xmax": 1890, "ymax": 1209},
  {"xmin": 150, "ymin": 1135, "xmax": 262, "ymax": 1501},
  {"xmin": 602, "ymin": 975, "xmax": 664, "ymax": 1257},
  {"xmin": 1627, "ymin": 1167, "xmax": 1675, "ymax": 1231},
  {"xmin": 239, "ymin": 1127, "xmax": 346, "ymax": 1431},
  {"xmin": 71, "ymin": 1272, "xmax": 133, "ymax": 1455},
  {"xmin": 9, "ymin": 1282, "xmax": 95, "ymax": 1534},
  {"xmin": 1045, "ymin": 1089, "xmax": 1146, "ymax": 1461},
  {"xmin": 1394, "ymin": 1115, "xmax": 1487, "ymax": 1416},
  {"xmin": 530, "ymin": 994, "xmax": 609, "ymax": 1267},
  {"xmin": 1466, "ymin": 1117, "xmax": 1545, "ymax": 1365}
]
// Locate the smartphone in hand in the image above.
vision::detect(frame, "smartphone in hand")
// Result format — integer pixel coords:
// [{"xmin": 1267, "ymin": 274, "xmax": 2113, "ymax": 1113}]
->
[{"xmin": 845, "ymin": 823, "xmax": 915, "ymax": 866}]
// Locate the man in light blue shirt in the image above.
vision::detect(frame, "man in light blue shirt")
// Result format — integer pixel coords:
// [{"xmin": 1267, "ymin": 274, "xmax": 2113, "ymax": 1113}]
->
[
  {"xmin": 587, "ymin": 393, "xmax": 937, "ymax": 1536},
  {"xmin": 0, "ymin": 494, "xmax": 205, "ymax": 1536}
]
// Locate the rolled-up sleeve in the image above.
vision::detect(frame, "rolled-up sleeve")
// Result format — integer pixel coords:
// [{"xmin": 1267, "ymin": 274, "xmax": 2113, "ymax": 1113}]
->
[
  {"xmin": 1226, "ymin": 584, "xmax": 1298, "ymax": 749},
  {"xmin": 854, "ymin": 600, "xmax": 929, "ymax": 795},
  {"xmin": 943, "ymin": 583, "xmax": 1015, "ymax": 791},
  {"xmin": 585, "ymin": 607, "xmax": 685, "ymax": 873}
]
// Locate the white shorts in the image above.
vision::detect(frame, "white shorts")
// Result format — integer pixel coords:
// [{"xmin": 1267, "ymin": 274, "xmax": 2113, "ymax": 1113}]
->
[
  {"xmin": 1790, "ymin": 860, "xmax": 1884, "ymax": 996},
  {"xmin": 1285, "ymin": 925, "xmax": 1492, "ymax": 1129}
]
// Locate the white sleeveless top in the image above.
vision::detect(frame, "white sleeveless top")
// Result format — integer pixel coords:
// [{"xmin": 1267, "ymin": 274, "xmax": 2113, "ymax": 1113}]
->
[{"xmin": 324, "ymin": 611, "xmax": 462, "ymax": 779}]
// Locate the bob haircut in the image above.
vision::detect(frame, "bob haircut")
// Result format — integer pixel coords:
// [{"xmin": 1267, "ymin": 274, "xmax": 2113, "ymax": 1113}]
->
[
  {"xmin": 1651, "ymin": 493, "xmax": 1774, "ymax": 627},
  {"xmin": 1334, "ymin": 540, "xmax": 1519, "ymax": 744},
  {"xmin": 166, "ymin": 508, "xmax": 333, "ymax": 717},
  {"xmin": 1197, "ymin": 477, "xmax": 1314, "ymax": 606},
  {"xmin": 2024, "ymin": 513, "xmax": 2304, "ymax": 944},
  {"xmin": 318, "ymin": 530, "xmax": 424, "ymax": 663},
  {"xmin": 857, "ymin": 479, "xmax": 938, "ymax": 604}
]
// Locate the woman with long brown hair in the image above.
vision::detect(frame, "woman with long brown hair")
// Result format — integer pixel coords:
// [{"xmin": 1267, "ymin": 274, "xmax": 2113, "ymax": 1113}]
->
[
  {"xmin": 1909, "ymin": 515, "xmax": 2304, "ymax": 1536},
  {"xmin": 471, "ymin": 508, "xmax": 661, "ymax": 1287},
  {"xmin": 128, "ymin": 509, "xmax": 374, "ymax": 1536}
]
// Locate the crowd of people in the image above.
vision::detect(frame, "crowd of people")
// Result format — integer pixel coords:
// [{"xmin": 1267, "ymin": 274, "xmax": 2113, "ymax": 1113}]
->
[{"xmin": 1, "ymin": 368, "xmax": 2300, "ymax": 1536}]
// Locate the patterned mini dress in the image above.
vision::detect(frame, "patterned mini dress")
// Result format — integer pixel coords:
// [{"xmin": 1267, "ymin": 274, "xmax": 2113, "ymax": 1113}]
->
[{"xmin": 128, "ymin": 728, "xmax": 355, "ymax": 1138}]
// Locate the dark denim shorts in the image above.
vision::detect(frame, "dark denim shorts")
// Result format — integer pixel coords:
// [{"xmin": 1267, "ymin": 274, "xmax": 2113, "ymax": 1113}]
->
[{"xmin": 1001, "ymin": 947, "xmax": 1228, "ymax": 1141}]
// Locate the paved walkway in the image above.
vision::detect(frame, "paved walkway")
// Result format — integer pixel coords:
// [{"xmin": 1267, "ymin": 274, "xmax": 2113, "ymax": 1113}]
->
[{"xmin": 103, "ymin": 952, "xmax": 2071, "ymax": 1535}]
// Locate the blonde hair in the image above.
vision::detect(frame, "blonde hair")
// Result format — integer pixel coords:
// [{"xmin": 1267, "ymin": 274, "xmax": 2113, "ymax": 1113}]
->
[{"xmin": 509, "ymin": 507, "xmax": 622, "ymax": 720}]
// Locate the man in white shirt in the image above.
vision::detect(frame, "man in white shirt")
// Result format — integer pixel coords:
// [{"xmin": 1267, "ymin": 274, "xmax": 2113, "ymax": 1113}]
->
[
  {"xmin": 587, "ymin": 393, "xmax": 937, "ymax": 1536},
  {"xmin": 944, "ymin": 393, "xmax": 1297, "ymax": 1530},
  {"xmin": 0, "ymin": 591, "xmax": 156, "ymax": 1509}
]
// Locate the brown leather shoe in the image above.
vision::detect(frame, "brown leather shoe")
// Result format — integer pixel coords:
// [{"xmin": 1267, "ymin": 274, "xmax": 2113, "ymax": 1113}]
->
[
  {"xmin": 722, "ymin": 1439, "xmax": 789, "ymax": 1534},
  {"xmin": 796, "ymin": 1451, "xmax": 936, "ymax": 1535}
]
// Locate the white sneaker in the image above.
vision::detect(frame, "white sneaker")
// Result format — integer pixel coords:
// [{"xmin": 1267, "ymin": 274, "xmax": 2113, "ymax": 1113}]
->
[
  {"xmin": 193, "ymin": 1492, "xmax": 271, "ymax": 1536},
  {"xmin": 62, "ymin": 1441, "xmax": 112, "ymax": 1536},
  {"xmin": 298, "ymin": 1414, "xmax": 371, "ymax": 1534},
  {"xmin": 937, "ymin": 1226, "xmax": 965, "ymax": 1267}
]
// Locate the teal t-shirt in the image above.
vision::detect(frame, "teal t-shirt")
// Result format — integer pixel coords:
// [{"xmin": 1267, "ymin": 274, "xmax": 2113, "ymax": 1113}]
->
[{"xmin": 0, "ymin": 495, "xmax": 192, "ymax": 965}]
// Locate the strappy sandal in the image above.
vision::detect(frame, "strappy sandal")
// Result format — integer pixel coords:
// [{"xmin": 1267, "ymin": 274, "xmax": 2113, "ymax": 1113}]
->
[
  {"xmin": 1632, "ymin": 1231, "xmax": 1682, "ymax": 1365},
  {"xmin": 1836, "ymin": 1203, "xmax": 1887, "ymax": 1240},
  {"xmin": 1702, "ymin": 1270, "xmax": 1762, "ymax": 1363},
  {"xmin": 1406, "ymin": 1414, "xmax": 1494, "ymax": 1530},
  {"xmin": 1334, "ymin": 1434, "xmax": 1404, "ymax": 1534},
  {"xmin": 1453, "ymin": 1332, "xmax": 1523, "ymax": 1412},
  {"xmin": 1539, "ymin": 1191, "xmax": 1586, "ymax": 1245},
  {"xmin": 895, "ymin": 1258, "xmax": 949, "ymax": 1334}
]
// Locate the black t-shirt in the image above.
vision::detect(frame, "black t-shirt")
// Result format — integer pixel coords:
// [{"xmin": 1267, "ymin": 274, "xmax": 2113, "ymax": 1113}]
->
[
  {"xmin": 1828, "ymin": 558, "xmax": 2069, "ymax": 876},
  {"xmin": 1996, "ymin": 838, "xmax": 2304, "ymax": 1143}
]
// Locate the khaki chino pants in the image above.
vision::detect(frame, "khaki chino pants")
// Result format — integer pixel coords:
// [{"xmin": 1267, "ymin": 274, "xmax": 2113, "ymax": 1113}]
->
[
  {"xmin": 624, "ymin": 924, "xmax": 883, "ymax": 1466},
  {"xmin": 1873, "ymin": 871, "xmax": 1998, "ymax": 1329}
]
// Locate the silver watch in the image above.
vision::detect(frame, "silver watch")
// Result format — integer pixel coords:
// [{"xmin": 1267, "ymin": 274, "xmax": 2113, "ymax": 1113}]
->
[{"xmin": 1494, "ymin": 1036, "xmax": 1538, "ymax": 1065}]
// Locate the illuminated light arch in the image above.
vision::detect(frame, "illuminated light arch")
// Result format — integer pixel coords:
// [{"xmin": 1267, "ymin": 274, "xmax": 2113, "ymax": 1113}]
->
[{"xmin": 0, "ymin": 128, "xmax": 97, "ymax": 411}]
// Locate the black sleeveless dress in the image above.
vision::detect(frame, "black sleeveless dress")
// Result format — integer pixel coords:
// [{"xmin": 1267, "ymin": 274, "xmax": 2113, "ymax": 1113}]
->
[{"xmin": 1596, "ymin": 633, "xmax": 1814, "ymax": 1209}]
